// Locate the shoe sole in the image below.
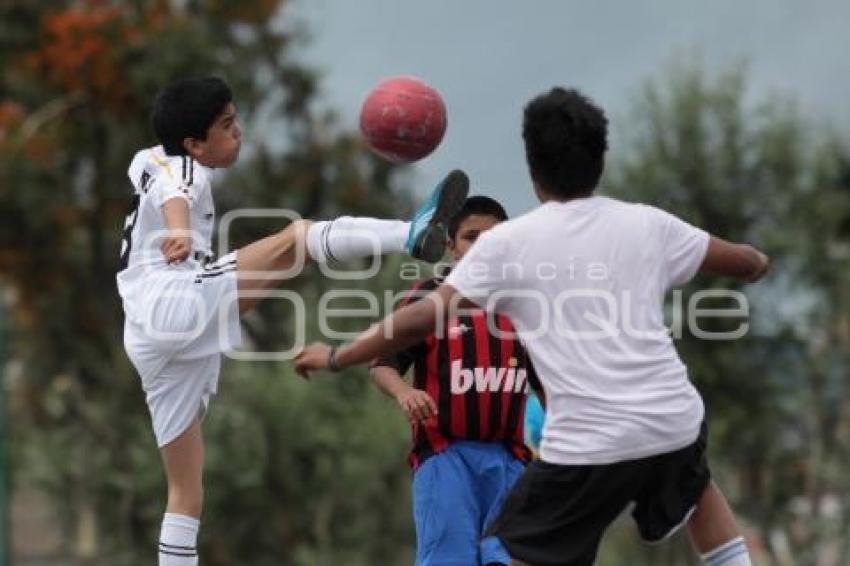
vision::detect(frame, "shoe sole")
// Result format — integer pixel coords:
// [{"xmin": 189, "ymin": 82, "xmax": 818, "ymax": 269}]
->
[{"xmin": 414, "ymin": 170, "xmax": 470, "ymax": 262}]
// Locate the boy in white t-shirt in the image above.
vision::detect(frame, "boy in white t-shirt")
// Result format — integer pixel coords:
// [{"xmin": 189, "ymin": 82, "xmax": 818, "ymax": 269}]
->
[
  {"xmin": 295, "ymin": 87, "xmax": 768, "ymax": 566},
  {"xmin": 117, "ymin": 77, "xmax": 468, "ymax": 566}
]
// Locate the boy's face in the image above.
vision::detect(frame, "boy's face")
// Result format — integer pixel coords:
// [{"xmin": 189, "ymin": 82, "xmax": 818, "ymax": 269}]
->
[
  {"xmin": 184, "ymin": 102, "xmax": 242, "ymax": 168},
  {"xmin": 447, "ymin": 214, "xmax": 502, "ymax": 261}
]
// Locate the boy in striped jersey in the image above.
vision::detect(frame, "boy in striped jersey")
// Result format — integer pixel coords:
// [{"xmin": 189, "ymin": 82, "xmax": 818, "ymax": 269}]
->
[
  {"xmin": 371, "ymin": 196, "xmax": 543, "ymax": 566},
  {"xmin": 117, "ymin": 77, "xmax": 468, "ymax": 566}
]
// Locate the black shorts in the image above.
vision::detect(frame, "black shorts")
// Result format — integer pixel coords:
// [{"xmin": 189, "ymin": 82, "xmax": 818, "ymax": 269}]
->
[{"xmin": 485, "ymin": 423, "xmax": 710, "ymax": 566}]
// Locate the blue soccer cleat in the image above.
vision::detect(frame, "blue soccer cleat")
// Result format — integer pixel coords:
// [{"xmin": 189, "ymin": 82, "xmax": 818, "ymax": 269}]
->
[{"xmin": 406, "ymin": 170, "xmax": 470, "ymax": 263}]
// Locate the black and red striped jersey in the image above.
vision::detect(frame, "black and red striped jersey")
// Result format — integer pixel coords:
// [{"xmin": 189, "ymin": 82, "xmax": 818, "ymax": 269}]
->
[{"xmin": 374, "ymin": 273, "xmax": 541, "ymax": 470}]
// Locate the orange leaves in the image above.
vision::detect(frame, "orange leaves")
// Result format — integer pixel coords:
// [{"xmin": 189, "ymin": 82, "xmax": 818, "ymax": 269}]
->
[
  {"xmin": 23, "ymin": 131, "xmax": 55, "ymax": 165},
  {"xmin": 24, "ymin": 1, "xmax": 129, "ymax": 110},
  {"xmin": 0, "ymin": 101, "xmax": 25, "ymax": 126},
  {"xmin": 0, "ymin": 101, "xmax": 25, "ymax": 143}
]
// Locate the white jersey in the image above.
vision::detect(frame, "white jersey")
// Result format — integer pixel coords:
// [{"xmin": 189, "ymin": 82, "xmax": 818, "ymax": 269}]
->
[
  {"xmin": 117, "ymin": 145, "xmax": 216, "ymax": 323},
  {"xmin": 446, "ymin": 196, "xmax": 711, "ymax": 465},
  {"xmin": 117, "ymin": 147, "xmax": 241, "ymax": 447}
]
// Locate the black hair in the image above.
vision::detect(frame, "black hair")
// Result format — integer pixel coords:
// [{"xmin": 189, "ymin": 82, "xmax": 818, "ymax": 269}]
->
[
  {"xmin": 448, "ymin": 195, "xmax": 508, "ymax": 239},
  {"xmin": 522, "ymin": 87, "xmax": 608, "ymax": 198},
  {"xmin": 151, "ymin": 77, "xmax": 233, "ymax": 156}
]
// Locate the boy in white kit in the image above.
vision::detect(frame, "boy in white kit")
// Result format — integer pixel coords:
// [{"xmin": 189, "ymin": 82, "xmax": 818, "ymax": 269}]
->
[
  {"xmin": 295, "ymin": 88, "xmax": 769, "ymax": 565},
  {"xmin": 117, "ymin": 76, "xmax": 469, "ymax": 565}
]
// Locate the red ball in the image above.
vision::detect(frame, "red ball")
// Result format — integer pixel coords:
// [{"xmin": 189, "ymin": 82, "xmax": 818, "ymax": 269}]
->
[{"xmin": 359, "ymin": 76, "xmax": 447, "ymax": 163}]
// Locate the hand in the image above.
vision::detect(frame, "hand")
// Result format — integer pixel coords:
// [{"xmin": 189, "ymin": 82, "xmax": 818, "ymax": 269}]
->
[
  {"xmin": 294, "ymin": 342, "xmax": 333, "ymax": 379},
  {"xmin": 396, "ymin": 389, "xmax": 438, "ymax": 424},
  {"xmin": 161, "ymin": 234, "xmax": 191, "ymax": 265},
  {"xmin": 747, "ymin": 249, "xmax": 770, "ymax": 282}
]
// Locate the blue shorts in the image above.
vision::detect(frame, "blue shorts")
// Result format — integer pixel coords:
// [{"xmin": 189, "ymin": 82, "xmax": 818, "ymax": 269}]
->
[{"xmin": 413, "ymin": 441, "xmax": 525, "ymax": 566}]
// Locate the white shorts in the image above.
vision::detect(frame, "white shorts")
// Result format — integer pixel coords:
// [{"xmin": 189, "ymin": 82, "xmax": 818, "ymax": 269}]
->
[
  {"xmin": 140, "ymin": 353, "xmax": 221, "ymax": 447},
  {"xmin": 123, "ymin": 252, "xmax": 242, "ymax": 447}
]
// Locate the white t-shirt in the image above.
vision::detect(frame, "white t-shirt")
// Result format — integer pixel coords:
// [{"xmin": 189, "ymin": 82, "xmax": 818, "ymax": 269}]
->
[
  {"xmin": 445, "ymin": 196, "xmax": 711, "ymax": 465},
  {"xmin": 116, "ymin": 145, "xmax": 216, "ymax": 323}
]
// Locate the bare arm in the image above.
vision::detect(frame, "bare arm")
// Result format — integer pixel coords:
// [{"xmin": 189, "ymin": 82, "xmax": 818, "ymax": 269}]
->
[
  {"xmin": 371, "ymin": 366, "xmax": 438, "ymax": 424},
  {"xmin": 294, "ymin": 284, "xmax": 462, "ymax": 377},
  {"xmin": 699, "ymin": 237, "xmax": 770, "ymax": 282},
  {"xmin": 161, "ymin": 197, "xmax": 192, "ymax": 264},
  {"xmin": 371, "ymin": 366, "xmax": 414, "ymax": 399}
]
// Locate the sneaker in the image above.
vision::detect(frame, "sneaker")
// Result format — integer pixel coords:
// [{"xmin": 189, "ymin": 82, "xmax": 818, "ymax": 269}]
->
[{"xmin": 406, "ymin": 170, "xmax": 470, "ymax": 262}]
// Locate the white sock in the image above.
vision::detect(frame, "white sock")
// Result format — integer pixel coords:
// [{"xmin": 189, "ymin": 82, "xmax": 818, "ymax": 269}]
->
[
  {"xmin": 306, "ymin": 217, "xmax": 409, "ymax": 263},
  {"xmin": 702, "ymin": 536, "xmax": 751, "ymax": 566},
  {"xmin": 159, "ymin": 513, "xmax": 199, "ymax": 566}
]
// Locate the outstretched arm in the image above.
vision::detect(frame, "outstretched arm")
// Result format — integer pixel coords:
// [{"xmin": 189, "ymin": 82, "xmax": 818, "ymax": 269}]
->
[
  {"xmin": 699, "ymin": 237, "xmax": 769, "ymax": 282},
  {"xmin": 294, "ymin": 284, "xmax": 462, "ymax": 378}
]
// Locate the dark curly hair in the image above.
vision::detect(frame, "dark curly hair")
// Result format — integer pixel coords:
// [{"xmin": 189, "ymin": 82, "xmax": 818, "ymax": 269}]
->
[
  {"xmin": 447, "ymin": 195, "xmax": 508, "ymax": 239},
  {"xmin": 152, "ymin": 77, "xmax": 233, "ymax": 156},
  {"xmin": 522, "ymin": 87, "xmax": 608, "ymax": 199}
]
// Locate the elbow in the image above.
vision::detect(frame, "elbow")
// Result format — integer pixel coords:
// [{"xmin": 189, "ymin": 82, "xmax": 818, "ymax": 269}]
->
[
  {"xmin": 411, "ymin": 312, "xmax": 437, "ymax": 339},
  {"xmin": 397, "ymin": 320, "xmax": 431, "ymax": 347}
]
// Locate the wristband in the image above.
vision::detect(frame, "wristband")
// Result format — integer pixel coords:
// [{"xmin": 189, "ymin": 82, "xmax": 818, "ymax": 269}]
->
[{"xmin": 328, "ymin": 346, "xmax": 342, "ymax": 372}]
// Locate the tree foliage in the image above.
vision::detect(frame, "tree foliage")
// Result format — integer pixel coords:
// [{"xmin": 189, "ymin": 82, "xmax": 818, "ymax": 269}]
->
[{"xmin": 603, "ymin": 60, "xmax": 850, "ymax": 564}]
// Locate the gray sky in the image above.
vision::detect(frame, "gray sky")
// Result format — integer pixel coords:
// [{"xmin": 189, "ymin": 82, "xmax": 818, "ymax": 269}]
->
[{"xmin": 294, "ymin": 0, "xmax": 850, "ymax": 215}]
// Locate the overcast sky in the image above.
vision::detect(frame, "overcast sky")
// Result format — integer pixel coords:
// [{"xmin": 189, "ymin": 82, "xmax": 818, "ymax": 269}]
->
[{"xmin": 293, "ymin": 0, "xmax": 850, "ymax": 215}]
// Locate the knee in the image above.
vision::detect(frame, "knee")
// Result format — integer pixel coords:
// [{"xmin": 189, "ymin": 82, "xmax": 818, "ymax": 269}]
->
[
  {"xmin": 285, "ymin": 219, "xmax": 312, "ymax": 238},
  {"xmin": 277, "ymin": 219, "xmax": 312, "ymax": 258},
  {"xmin": 278, "ymin": 219, "xmax": 311, "ymax": 245}
]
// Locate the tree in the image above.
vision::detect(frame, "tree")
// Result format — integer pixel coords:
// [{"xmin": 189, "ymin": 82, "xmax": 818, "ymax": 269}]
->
[{"xmin": 601, "ymin": 59, "xmax": 850, "ymax": 564}]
